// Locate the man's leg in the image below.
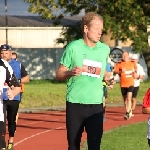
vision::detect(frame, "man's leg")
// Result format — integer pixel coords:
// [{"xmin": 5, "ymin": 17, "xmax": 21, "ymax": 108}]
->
[
  {"xmin": 0, "ymin": 102, "xmax": 6, "ymax": 149},
  {"xmin": 66, "ymin": 102, "xmax": 86, "ymax": 150},
  {"xmin": 7, "ymin": 100, "xmax": 19, "ymax": 149},
  {"xmin": 125, "ymin": 86, "xmax": 134, "ymax": 119},
  {"xmin": 131, "ymin": 86, "xmax": 139, "ymax": 112},
  {"xmin": 148, "ymin": 139, "xmax": 150, "ymax": 147},
  {"xmin": 0, "ymin": 121, "xmax": 6, "ymax": 149},
  {"xmin": 85, "ymin": 104, "xmax": 103, "ymax": 150}
]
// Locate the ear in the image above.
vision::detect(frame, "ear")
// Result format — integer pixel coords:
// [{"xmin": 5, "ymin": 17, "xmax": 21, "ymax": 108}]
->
[{"xmin": 84, "ymin": 25, "xmax": 88, "ymax": 33}]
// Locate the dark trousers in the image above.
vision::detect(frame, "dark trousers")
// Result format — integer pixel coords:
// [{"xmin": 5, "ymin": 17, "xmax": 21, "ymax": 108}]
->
[
  {"xmin": 66, "ymin": 101, "xmax": 103, "ymax": 150},
  {"xmin": 0, "ymin": 104, "xmax": 6, "ymax": 149},
  {"xmin": 148, "ymin": 139, "xmax": 150, "ymax": 147},
  {"xmin": 3, "ymin": 100, "xmax": 20, "ymax": 137}
]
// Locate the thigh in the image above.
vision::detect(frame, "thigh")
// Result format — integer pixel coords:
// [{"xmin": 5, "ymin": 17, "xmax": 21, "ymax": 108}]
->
[
  {"xmin": 7, "ymin": 101, "xmax": 20, "ymax": 121},
  {"xmin": 85, "ymin": 104, "xmax": 103, "ymax": 150},
  {"xmin": 132, "ymin": 86, "xmax": 139, "ymax": 98},
  {"xmin": 66, "ymin": 102, "xmax": 86, "ymax": 149},
  {"xmin": 127, "ymin": 86, "xmax": 134, "ymax": 99},
  {"xmin": 121, "ymin": 87, "xmax": 127, "ymax": 96}
]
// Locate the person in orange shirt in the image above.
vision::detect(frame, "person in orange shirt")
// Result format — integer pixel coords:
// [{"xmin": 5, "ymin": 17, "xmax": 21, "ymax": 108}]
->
[{"xmin": 114, "ymin": 51, "xmax": 138, "ymax": 120}]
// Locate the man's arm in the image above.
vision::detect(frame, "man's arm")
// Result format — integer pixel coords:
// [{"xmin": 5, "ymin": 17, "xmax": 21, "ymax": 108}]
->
[
  {"xmin": 142, "ymin": 107, "xmax": 150, "ymax": 114},
  {"xmin": 21, "ymin": 64, "xmax": 29, "ymax": 83},
  {"xmin": 56, "ymin": 64, "xmax": 82, "ymax": 81},
  {"xmin": 5, "ymin": 69, "xmax": 21, "ymax": 100},
  {"xmin": 138, "ymin": 66, "xmax": 145, "ymax": 80},
  {"xmin": 113, "ymin": 62, "xmax": 121, "ymax": 75}
]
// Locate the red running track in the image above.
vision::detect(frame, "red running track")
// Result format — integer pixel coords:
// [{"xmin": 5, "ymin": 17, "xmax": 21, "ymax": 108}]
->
[{"xmin": 5, "ymin": 105, "xmax": 149, "ymax": 150}]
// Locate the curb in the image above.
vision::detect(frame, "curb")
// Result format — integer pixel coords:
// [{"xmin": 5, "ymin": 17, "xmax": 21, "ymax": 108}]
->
[{"xmin": 18, "ymin": 103, "xmax": 143, "ymax": 113}]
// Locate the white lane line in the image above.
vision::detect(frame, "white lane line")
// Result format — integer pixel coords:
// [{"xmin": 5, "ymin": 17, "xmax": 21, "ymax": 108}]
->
[{"xmin": 14, "ymin": 125, "xmax": 66, "ymax": 147}]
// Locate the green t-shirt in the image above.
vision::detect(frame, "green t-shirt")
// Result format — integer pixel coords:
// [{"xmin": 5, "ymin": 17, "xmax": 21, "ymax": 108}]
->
[{"xmin": 60, "ymin": 39, "xmax": 110, "ymax": 104}]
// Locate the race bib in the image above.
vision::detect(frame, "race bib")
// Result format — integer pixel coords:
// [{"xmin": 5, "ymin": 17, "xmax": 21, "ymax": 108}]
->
[
  {"xmin": 82, "ymin": 59, "xmax": 102, "ymax": 78},
  {"xmin": 125, "ymin": 70, "xmax": 133, "ymax": 78}
]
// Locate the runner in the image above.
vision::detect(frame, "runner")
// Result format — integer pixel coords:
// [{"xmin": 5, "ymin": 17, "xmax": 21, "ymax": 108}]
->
[
  {"xmin": 131, "ymin": 54, "xmax": 145, "ymax": 115},
  {"xmin": 0, "ymin": 58, "xmax": 20, "ymax": 150},
  {"xmin": 11, "ymin": 52, "xmax": 25, "ymax": 125},
  {"xmin": 56, "ymin": 12, "xmax": 113, "ymax": 150},
  {"xmin": 0, "ymin": 44, "xmax": 29, "ymax": 150},
  {"xmin": 114, "ymin": 51, "xmax": 137, "ymax": 120},
  {"xmin": 142, "ymin": 82, "xmax": 150, "ymax": 147}
]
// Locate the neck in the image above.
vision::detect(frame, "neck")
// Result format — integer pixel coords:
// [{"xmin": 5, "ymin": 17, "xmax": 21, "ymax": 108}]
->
[{"xmin": 83, "ymin": 38, "xmax": 97, "ymax": 48}]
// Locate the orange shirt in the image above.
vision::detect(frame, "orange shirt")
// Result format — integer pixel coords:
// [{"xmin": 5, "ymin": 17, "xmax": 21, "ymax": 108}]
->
[{"xmin": 114, "ymin": 61, "xmax": 137, "ymax": 87}]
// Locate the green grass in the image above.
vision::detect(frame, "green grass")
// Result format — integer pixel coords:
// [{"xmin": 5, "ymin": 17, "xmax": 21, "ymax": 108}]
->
[
  {"xmin": 81, "ymin": 122, "xmax": 149, "ymax": 150},
  {"xmin": 20, "ymin": 80, "xmax": 67, "ymax": 108},
  {"xmin": 19, "ymin": 79, "xmax": 150, "ymax": 108}
]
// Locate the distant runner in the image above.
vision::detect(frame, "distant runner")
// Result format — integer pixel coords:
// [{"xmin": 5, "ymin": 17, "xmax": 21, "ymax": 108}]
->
[{"xmin": 114, "ymin": 51, "xmax": 137, "ymax": 120}]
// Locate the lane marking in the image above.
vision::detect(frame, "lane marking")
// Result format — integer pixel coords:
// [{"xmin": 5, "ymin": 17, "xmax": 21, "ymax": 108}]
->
[{"xmin": 14, "ymin": 125, "xmax": 66, "ymax": 147}]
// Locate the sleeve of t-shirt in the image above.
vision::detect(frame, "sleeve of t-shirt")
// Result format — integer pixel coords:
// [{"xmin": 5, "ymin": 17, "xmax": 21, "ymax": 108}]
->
[
  {"xmin": 139, "ymin": 65, "xmax": 145, "ymax": 76},
  {"xmin": 21, "ymin": 64, "xmax": 29, "ymax": 77},
  {"xmin": 60, "ymin": 44, "xmax": 72, "ymax": 69},
  {"xmin": 106, "ymin": 63, "xmax": 112, "ymax": 72}
]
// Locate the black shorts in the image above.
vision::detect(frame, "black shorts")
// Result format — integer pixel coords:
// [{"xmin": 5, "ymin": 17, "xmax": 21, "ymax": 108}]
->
[
  {"xmin": 121, "ymin": 86, "xmax": 134, "ymax": 96},
  {"xmin": 132, "ymin": 86, "xmax": 139, "ymax": 98}
]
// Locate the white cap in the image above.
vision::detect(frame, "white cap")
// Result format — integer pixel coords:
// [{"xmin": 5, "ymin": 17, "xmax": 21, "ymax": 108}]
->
[{"xmin": 132, "ymin": 54, "xmax": 139, "ymax": 59}]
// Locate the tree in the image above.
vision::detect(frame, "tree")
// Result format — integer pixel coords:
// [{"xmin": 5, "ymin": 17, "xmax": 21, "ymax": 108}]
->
[{"xmin": 24, "ymin": 0, "xmax": 150, "ymax": 53}]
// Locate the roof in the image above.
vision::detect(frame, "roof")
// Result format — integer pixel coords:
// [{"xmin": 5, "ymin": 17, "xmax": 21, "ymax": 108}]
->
[{"xmin": 0, "ymin": 15, "xmax": 82, "ymax": 27}]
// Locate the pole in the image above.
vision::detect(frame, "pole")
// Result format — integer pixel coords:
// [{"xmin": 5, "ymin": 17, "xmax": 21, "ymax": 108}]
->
[{"xmin": 5, "ymin": 0, "xmax": 8, "ymax": 44}]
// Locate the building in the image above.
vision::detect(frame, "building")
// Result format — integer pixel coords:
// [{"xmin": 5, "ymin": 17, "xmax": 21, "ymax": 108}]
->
[{"xmin": 0, "ymin": 15, "xmax": 149, "ymax": 79}]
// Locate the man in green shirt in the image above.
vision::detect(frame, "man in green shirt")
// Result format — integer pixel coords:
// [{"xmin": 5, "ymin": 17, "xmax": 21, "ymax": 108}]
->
[{"xmin": 56, "ymin": 12, "xmax": 110, "ymax": 150}]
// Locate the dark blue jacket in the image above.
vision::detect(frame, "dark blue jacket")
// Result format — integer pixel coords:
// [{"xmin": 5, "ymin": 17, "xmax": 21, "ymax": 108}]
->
[{"xmin": 3, "ymin": 59, "xmax": 21, "ymax": 101}]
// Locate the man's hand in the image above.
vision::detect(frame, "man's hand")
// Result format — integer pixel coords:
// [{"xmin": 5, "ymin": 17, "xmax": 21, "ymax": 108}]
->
[
  {"xmin": 6, "ymin": 87, "xmax": 15, "ymax": 100},
  {"xmin": 71, "ymin": 66, "xmax": 82, "ymax": 76},
  {"xmin": 133, "ymin": 72, "xmax": 139, "ymax": 79}
]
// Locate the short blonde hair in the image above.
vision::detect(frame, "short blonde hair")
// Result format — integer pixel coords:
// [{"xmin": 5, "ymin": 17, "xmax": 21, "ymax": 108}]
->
[{"xmin": 81, "ymin": 12, "xmax": 103, "ymax": 32}]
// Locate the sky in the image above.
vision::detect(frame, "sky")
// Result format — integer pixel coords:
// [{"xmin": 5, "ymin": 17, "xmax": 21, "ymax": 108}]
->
[
  {"xmin": 0, "ymin": 0, "xmax": 85, "ymax": 16},
  {"xmin": 0, "ymin": 0, "xmax": 38, "ymax": 16}
]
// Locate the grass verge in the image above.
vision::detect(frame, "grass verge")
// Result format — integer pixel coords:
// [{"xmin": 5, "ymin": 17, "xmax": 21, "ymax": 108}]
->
[
  {"xmin": 81, "ymin": 122, "xmax": 149, "ymax": 150},
  {"xmin": 20, "ymin": 79, "xmax": 150, "ymax": 108}
]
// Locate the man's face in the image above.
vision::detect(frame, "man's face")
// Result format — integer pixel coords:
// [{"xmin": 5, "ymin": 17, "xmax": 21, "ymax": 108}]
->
[
  {"xmin": 122, "ymin": 52, "xmax": 129, "ymax": 62},
  {"xmin": 0, "ymin": 50, "xmax": 12, "ymax": 62},
  {"xmin": 12, "ymin": 54, "xmax": 17, "ymax": 60},
  {"xmin": 84, "ymin": 18, "xmax": 103, "ymax": 43},
  {"xmin": 132, "ymin": 58, "xmax": 138, "ymax": 63}
]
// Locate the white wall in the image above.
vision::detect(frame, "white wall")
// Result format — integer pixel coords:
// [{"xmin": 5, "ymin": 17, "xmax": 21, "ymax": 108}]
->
[{"xmin": 0, "ymin": 27, "xmax": 64, "ymax": 48}]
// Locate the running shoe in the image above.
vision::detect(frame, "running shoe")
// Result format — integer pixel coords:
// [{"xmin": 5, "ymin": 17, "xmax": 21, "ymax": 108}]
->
[
  {"xmin": 7, "ymin": 143, "xmax": 13, "ymax": 150},
  {"xmin": 124, "ymin": 112, "xmax": 131, "ymax": 120},
  {"xmin": 124, "ymin": 109, "xmax": 133, "ymax": 120}
]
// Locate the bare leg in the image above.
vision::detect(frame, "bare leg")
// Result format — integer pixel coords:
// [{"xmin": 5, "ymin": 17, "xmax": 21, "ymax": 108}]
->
[
  {"xmin": 131, "ymin": 98, "xmax": 136, "ymax": 111},
  {"xmin": 126, "ymin": 92, "xmax": 132, "ymax": 113}
]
